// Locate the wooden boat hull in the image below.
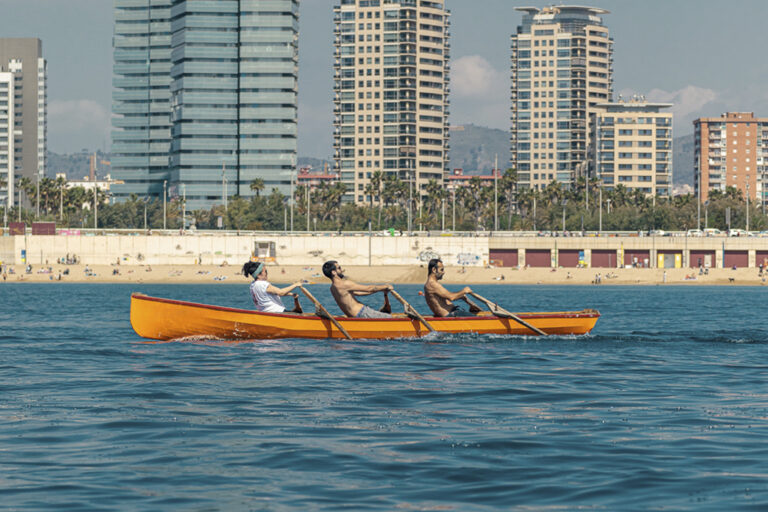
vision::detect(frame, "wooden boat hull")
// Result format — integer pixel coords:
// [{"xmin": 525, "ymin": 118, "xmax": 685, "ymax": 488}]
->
[{"xmin": 130, "ymin": 293, "xmax": 599, "ymax": 341}]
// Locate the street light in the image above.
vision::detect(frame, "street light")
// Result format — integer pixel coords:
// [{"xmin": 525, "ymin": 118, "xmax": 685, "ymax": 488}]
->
[
  {"xmin": 493, "ymin": 155, "xmax": 498, "ymax": 232},
  {"xmin": 163, "ymin": 180, "xmax": 167, "ymax": 230},
  {"xmin": 562, "ymin": 199, "xmax": 567, "ymax": 232}
]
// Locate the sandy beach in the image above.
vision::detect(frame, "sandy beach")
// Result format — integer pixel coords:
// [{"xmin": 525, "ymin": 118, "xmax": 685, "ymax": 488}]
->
[{"xmin": 2, "ymin": 262, "xmax": 767, "ymax": 287}]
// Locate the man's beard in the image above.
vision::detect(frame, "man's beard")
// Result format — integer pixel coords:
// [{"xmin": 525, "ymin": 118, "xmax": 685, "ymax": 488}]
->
[{"xmin": 336, "ymin": 271, "xmax": 345, "ymax": 279}]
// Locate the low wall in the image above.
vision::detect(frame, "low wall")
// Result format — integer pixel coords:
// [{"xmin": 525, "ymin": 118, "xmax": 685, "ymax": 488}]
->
[
  {"xmin": 0, "ymin": 234, "xmax": 489, "ymax": 267},
  {"xmin": 2, "ymin": 233, "xmax": 768, "ymax": 268}
]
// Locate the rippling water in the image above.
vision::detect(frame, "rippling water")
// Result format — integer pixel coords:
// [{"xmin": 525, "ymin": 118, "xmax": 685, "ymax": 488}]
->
[{"xmin": 1, "ymin": 283, "xmax": 767, "ymax": 510}]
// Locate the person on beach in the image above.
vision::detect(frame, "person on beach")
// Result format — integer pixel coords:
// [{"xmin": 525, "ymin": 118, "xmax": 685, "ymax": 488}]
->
[
  {"xmin": 423, "ymin": 258, "xmax": 481, "ymax": 317},
  {"xmin": 321, "ymin": 260, "xmax": 393, "ymax": 318},
  {"xmin": 242, "ymin": 261, "xmax": 303, "ymax": 313}
]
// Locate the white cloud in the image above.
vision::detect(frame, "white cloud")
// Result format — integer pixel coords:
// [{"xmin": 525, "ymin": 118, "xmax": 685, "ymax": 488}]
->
[
  {"xmin": 451, "ymin": 55, "xmax": 506, "ymax": 98},
  {"xmin": 644, "ymin": 85, "xmax": 719, "ymax": 119},
  {"xmin": 48, "ymin": 99, "xmax": 110, "ymax": 130}
]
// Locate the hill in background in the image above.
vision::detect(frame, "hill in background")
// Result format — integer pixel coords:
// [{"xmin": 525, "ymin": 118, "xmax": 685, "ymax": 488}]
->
[{"xmin": 47, "ymin": 129, "xmax": 695, "ymax": 190}]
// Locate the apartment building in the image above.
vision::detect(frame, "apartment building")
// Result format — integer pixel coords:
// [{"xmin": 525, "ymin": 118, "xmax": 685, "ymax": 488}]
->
[
  {"xmin": 510, "ymin": 6, "xmax": 612, "ymax": 191},
  {"xmin": 333, "ymin": 0, "xmax": 450, "ymax": 204},
  {"xmin": 694, "ymin": 112, "xmax": 768, "ymax": 203},
  {"xmin": 0, "ymin": 38, "xmax": 47, "ymax": 206},
  {"xmin": 590, "ymin": 98, "xmax": 673, "ymax": 196},
  {"xmin": 112, "ymin": 0, "xmax": 299, "ymax": 211},
  {"xmin": 0, "ymin": 72, "xmax": 13, "ymax": 208}
]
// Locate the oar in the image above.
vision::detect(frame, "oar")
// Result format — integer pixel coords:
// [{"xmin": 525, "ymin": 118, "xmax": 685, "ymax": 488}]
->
[
  {"xmin": 390, "ymin": 290, "xmax": 436, "ymax": 333},
  {"xmin": 468, "ymin": 291, "xmax": 547, "ymax": 336},
  {"xmin": 298, "ymin": 286, "xmax": 352, "ymax": 340}
]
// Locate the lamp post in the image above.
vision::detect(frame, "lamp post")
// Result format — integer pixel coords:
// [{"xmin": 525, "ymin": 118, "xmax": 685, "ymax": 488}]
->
[
  {"xmin": 143, "ymin": 198, "xmax": 148, "ymax": 230},
  {"xmin": 182, "ymin": 183, "xmax": 186, "ymax": 231},
  {"xmin": 290, "ymin": 167, "xmax": 294, "ymax": 232},
  {"xmin": 407, "ymin": 168, "xmax": 412, "ymax": 235},
  {"xmin": 705, "ymin": 201, "xmax": 708, "ymax": 229},
  {"xmin": 163, "ymin": 180, "xmax": 167, "ymax": 230},
  {"xmin": 746, "ymin": 181, "xmax": 750, "ymax": 232},
  {"xmin": 222, "ymin": 163, "xmax": 228, "ymax": 212},
  {"xmin": 3, "ymin": 196, "xmax": 7, "ymax": 229},
  {"xmin": 598, "ymin": 185, "xmax": 603, "ymax": 233},
  {"xmin": 451, "ymin": 186, "xmax": 455, "ymax": 231},
  {"xmin": 306, "ymin": 183, "xmax": 310, "ymax": 232},
  {"xmin": 493, "ymin": 154, "xmax": 498, "ymax": 232},
  {"xmin": 36, "ymin": 175, "xmax": 39, "ymax": 219},
  {"xmin": 93, "ymin": 185, "xmax": 98, "ymax": 229},
  {"xmin": 562, "ymin": 199, "xmax": 567, "ymax": 232}
]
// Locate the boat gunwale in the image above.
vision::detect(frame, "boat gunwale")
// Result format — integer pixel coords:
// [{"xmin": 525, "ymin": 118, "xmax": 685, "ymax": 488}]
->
[{"xmin": 130, "ymin": 293, "xmax": 600, "ymax": 321}]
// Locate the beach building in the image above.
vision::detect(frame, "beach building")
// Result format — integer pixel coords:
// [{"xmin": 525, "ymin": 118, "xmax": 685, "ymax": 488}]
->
[
  {"xmin": 297, "ymin": 165, "xmax": 340, "ymax": 190},
  {"xmin": 112, "ymin": 0, "xmax": 300, "ymax": 210},
  {"xmin": 332, "ymin": 0, "xmax": 451, "ymax": 204},
  {"xmin": 510, "ymin": 6, "xmax": 612, "ymax": 192},
  {"xmin": 589, "ymin": 98, "xmax": 673, "ymax": 197},
  {"xmin": 693, "ymin": 112, "xmax": 768, "ymax": 205},
  {"xmin": 0, "ymin": 38, "xmax": 47, "ymax": 208}
]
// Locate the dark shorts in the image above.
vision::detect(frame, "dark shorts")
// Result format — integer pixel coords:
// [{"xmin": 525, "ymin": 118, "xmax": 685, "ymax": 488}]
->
[{"xmin": 447, "ymin": 306, "xmax": 476, "ymax": 318}]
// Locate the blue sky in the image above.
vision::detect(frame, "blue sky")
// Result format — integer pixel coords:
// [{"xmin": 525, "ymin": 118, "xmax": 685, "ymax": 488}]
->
[{"xmin": 1, "ymin": 0, "xmax": 767, "ymax": 157}]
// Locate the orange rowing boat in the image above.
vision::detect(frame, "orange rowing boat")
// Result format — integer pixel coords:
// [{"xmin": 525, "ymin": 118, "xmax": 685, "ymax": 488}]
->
[{"xmin": 130, "ymin": 293, "xmax": 600, "ymax": 341}]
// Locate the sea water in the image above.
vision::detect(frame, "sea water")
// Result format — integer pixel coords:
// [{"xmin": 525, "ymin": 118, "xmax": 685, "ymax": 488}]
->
[{"xmin": 0, "ymin": 283, "xmax": 767, "ymax": 510}]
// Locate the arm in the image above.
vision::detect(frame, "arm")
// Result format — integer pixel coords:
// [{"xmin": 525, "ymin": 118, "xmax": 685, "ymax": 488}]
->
[
  {"xmin": 265, "ymin": 281, "xmax": 303, "ymax": 296},
  {"xmin": 430, "ymin": 283, "xmax": 472, "ymax": 302},
  {"xmin": 348, "ymin": 282, "xmax": 393, "ymax": 296}
]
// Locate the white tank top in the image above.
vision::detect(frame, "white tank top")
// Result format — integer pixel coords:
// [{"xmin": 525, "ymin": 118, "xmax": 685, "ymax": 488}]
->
[{"xmin": 249, "ymin": 280, "xmax": 285, "ymax": 313}]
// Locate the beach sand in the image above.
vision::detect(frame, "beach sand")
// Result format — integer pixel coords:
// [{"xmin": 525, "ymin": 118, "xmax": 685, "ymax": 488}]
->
[{"xmin": 2, "ymin": 263, "xmax": 767, "ymax": 287}]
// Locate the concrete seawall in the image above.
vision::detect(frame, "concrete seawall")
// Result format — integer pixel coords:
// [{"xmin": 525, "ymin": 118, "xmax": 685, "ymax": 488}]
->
[{"xmin": 2, "ymin": 233, "xmax": 767, "ymax": 269}]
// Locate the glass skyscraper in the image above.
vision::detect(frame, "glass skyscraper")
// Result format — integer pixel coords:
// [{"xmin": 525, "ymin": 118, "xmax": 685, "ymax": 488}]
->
[
  {"xmin": 113, "ymin": 0, "xmax": 299, "ymax": 211},
  {"xmin": 112, "ymin": 0, "xmax": 173, "ymax": 202}
]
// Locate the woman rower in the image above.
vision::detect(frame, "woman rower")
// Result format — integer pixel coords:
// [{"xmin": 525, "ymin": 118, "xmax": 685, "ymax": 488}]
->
[{"xmin": 242, "ymin": 261, "xmax": 304, "ymax": 313}]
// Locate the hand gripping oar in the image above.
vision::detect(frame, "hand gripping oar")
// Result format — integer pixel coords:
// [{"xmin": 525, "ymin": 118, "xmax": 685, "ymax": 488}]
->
[
  {"xmin": 468, "ymin": 291, "xmax": 547, "ymax": 336},
  {"xmin": 390, "ymin": 290, "xmax": 436, "ymax": 333},
  {"xmin": 298, "ymin": 286, "xmax": 352, "ymax": 340}
]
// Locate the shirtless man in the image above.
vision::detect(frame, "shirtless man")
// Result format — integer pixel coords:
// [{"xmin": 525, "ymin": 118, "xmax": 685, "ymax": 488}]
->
[
  {"xmin": 424, "ymin": 258, "xmax": 481, "ymax": 317},
  {"xmin": 322, "ymin": 260, "xmax": 393, "ymax": 318}
]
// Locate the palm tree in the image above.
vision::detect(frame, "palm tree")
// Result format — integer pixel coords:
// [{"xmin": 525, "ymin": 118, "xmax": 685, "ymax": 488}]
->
[
  {"xmin": 500, "ymin": 168, "xmax": 518, "ymax": 229},
  {"xmin": 370, "ymin": 170, "xmax": 384, "ymax": 228},
  {"xmin": 249, "ymin": 178, "xmax": 265, "ymax": 197}
]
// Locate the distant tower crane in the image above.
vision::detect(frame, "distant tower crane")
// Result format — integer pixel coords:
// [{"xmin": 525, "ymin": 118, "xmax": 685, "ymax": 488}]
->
[{"xmin": 89, "ymin": 153, "xmax": 111, "ymax": 181}]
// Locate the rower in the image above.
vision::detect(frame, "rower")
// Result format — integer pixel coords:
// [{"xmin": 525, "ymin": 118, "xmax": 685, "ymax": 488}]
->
[
  {"xmin": 242, "ymin": 261, "xmax": 303, "ymax": 313},
  {"xmin": 321, "ymin": 260, "xmax": 393, "ymax": 318},
  {"xmin": 423, "ymin": 258, "xmax": 482, "ymax": 317}
]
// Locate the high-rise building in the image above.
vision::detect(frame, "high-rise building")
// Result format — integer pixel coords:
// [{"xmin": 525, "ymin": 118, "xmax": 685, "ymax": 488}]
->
[
  {"xmin": 112, "ymin": 0, "xmax": 299, "ymax": 211},
  {"xmin": 510, "ymin": 6, "xmax": 612, "ymax": 191},
  {"xmin": 112, "ymin": 0, "xmax": 173, "ymax": 203},
  {"xmin": 0, "ymin": 72, "xmax": 14, "ymax": 208},
  {"xmin": 0, "ymin": 38, "xmax": 47, "ymax": 207},
  {"xmin": 332, "ymin": 0, "xmax": 450, "ymax": 204},
  {"xmin": 590, "ymin": 98, "xmax": 673, "ymax": 197},
  {"xmin": 694, "ymin": 112, "xmax": 768, "ymax": 204}
]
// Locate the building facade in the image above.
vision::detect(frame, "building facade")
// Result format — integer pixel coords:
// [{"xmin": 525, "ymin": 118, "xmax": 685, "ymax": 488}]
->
[
  {"xmin": 0, "ymin": 38, "xmax": 47, "ymax": 207},
  {"xmin": 332, "ymin": 0, "xmax": 450, "ymax": 204},
  {"xmin": 112, "ymin": 0, "xmax": 299, "ymax": 211},
  {"xmin": 510, "ymin": 6, "xmax": 612, "ymax": 191},
  {"xmin": 694, "ymin": 112, "xmax": 768, "ymax": 204},
  {"xmin": 111, "ymin": 0, "xmax": 173, "ymax": 203},
  {"xmin": 0, "ymin": 72, "xmax": 13, "ymax": 208},
  {"xmin": 590, "ymin": 99, "xmax": 673, "ymax": 196}
]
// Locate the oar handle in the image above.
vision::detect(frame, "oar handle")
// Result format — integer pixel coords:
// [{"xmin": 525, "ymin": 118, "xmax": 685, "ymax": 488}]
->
[
  {"xmin": 467, "ymin": 292, "xmax": 547, "ymax": 336},
  {"xmin": 390, "ymin": 289, "xmax": 436, "ymax": 333},
  {"xmin": 298, "ymin": 286, "xmax": 352, "ymax": 340}
]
